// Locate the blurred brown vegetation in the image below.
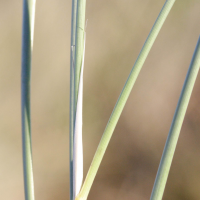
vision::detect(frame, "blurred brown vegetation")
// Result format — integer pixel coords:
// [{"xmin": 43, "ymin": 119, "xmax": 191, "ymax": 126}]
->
[{"xmin": 1, "ymin": 0, "xmax": 200, "ymax": 199}]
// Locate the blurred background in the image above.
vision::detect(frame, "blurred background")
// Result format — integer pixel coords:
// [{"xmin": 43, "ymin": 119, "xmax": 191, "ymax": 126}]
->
[{"xmin": 1, "ymin": 0, "xmax": 200, "ymax": 199}]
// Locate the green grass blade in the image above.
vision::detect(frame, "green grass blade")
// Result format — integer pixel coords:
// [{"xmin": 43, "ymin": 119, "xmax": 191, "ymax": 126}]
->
[
  {"xmin": 76, "ymin": 1, "xmax": 176, "ymax": 200},
  {"xmin": 74, "ymin": 0, "xmax": 86, "ymax": 103},
  {"xmin": 150, "ymin": 36, "xmax": 200, "ymax": 200},
  {"xmin": 71, "ymin": 0, "xmax": 86, "ymax": 199},
  {"xmin": 21, "ymin": 0, "xmax": 36, "ymax": 200},
  {"xmin": 69, "ymin": 0, "xmax": 78, "ymax": 200}
]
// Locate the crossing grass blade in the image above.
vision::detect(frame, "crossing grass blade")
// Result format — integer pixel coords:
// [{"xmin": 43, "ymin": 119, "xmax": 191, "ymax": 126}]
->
[{"xmin": 75, "ymin": 1, "xmax": 176, "ymax": 200}]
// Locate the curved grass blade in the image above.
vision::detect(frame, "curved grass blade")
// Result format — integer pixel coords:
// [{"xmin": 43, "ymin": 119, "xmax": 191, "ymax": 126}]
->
[
  {"xmin": 21, "ymin": 0, "xmax": 36, "ymax": 200},
  {"xmin": 76, "ymin": 1, "xmax": 176, "ymax": 200},
  {"xmin": 150, "ymin": 36, "xmax": 200, "ymax": 200}
]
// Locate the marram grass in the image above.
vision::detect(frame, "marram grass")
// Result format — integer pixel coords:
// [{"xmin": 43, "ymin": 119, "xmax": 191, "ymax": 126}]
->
[
  {"xmin": 19, "ymin": 1, "xmax": 200, "ymax": 200},
  {"xmin": 21, "ymin": 0, "xmax": 36, "ymax": 200},
  {"xmin": 150, "ymin": 36, "xmax": 200, "ymax": 200},
  {"xmin": 75, "ymin": 0, "xmax": 176, "ymax": 200}
]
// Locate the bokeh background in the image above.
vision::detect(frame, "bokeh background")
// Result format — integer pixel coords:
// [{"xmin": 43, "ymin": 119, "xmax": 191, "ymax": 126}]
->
[{"xmin": 1, "ymin": 0, "xmax": 200, "ymax": 199}]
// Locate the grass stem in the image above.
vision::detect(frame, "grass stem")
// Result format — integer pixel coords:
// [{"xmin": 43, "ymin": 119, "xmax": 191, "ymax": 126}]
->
[
  {"xmin": 150, "ymin": 36, "xmax": 200, "ymax": 200},
  {"xmin": 74, "ymin": 0, "xmax": 86, "ymax": 103},
  {"xmin": 21, "ymin": 0, "xmax": 36, "ymax": 200},
  {"xmin": 69, "ymin": 0, "xmax": 78, "ymax": 199},
  {"xmin": 70, "ymin": 0, "xmax": 86, "ymax": 199}
]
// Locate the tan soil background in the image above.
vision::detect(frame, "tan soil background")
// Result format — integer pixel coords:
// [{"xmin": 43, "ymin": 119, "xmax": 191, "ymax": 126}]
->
[{"xmin": 1, "ymin": 0, "xmax": 200, "ymax": 199}]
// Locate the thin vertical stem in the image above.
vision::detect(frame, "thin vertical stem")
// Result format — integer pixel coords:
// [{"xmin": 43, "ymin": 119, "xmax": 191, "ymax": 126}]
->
[
  {"xmin": 21, "ymin": 0, "xmax": 36, "ymax": 200},
  {"xmin": 74, "ymin": 0, "xmax": 86, "ymax": 104},
  {"xmin": 73, "ymin": 37, "xmax": 85, "ymax": 199},
  {"xmin": 76, "ymin": 1, "xmax": 176, "ymax": 200},
  {"xmin": 70, "ymin": 0, "xmax": 86, "ymax": 200},
  {"xmin": 69, "ymin": 0, "xmax": 78, "ymax": 200},
  {"xmin": 150, "ymin": 36, "xmax": 200, "ymax": 200}
]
